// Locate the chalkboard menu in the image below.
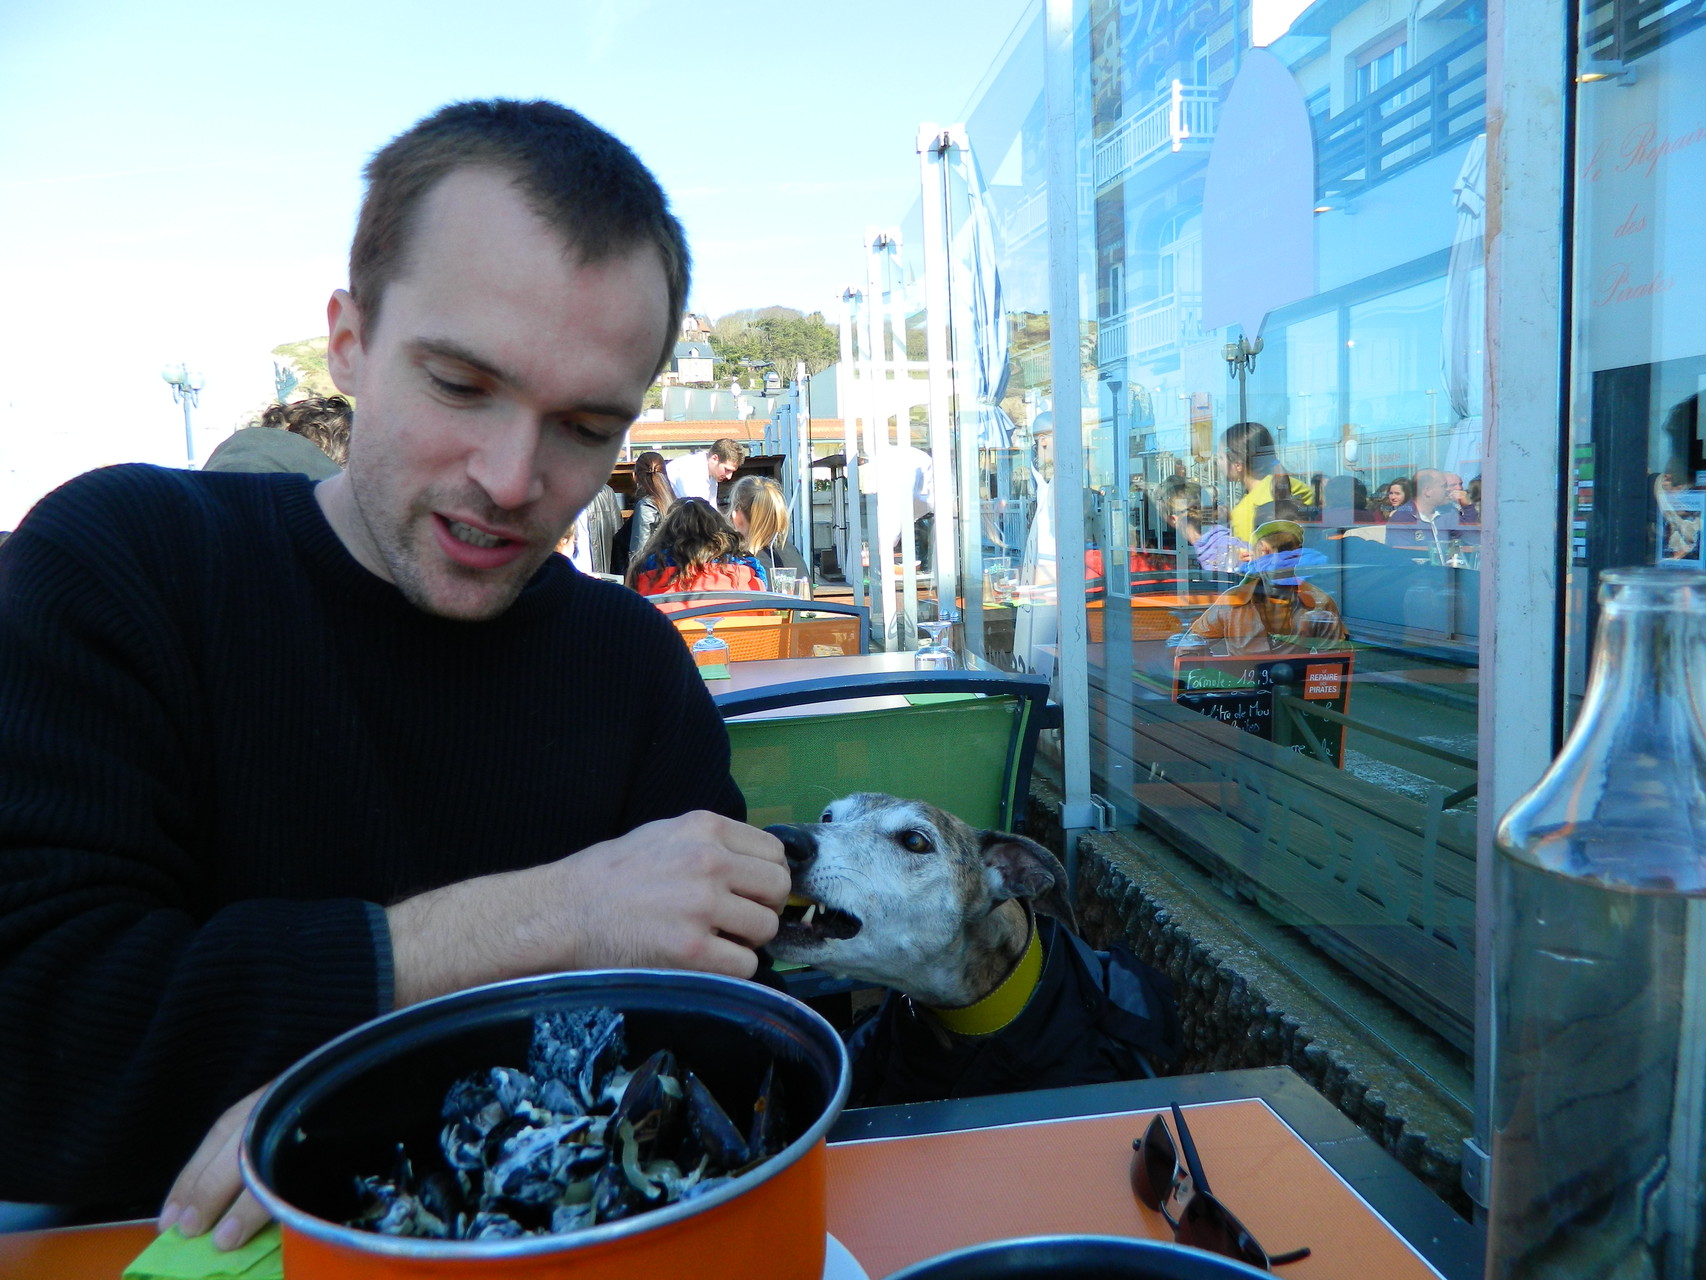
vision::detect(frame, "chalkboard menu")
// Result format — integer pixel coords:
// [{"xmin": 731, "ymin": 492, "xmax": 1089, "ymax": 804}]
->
[{"xmin": 1171, "ymin": 650, "xmax": 1356, "ymax": 766}]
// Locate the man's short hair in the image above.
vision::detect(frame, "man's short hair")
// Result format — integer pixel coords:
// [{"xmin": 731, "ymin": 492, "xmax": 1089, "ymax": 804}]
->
[
  {"xmin": 350, "ymin": 99, "xmax": 689, "ymax": 377},
  {"xmin": 708, "ymin": 439, "xmax": 748, "ymax": 466}
]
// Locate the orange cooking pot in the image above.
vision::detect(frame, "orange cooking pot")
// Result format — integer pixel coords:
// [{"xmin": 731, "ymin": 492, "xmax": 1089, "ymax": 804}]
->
[{"xmin": 241, "ymin": 970, "xmax": 850, "ymax": 1279}]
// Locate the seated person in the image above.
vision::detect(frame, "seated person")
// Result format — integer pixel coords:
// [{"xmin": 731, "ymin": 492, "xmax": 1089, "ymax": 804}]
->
[
  {"xmin": 627, "ymin": 497, "xmax": 766, "ymax": 605},
  {"xmin": 1158, "ymin": 478, "xmax": 1248, "ymax": 573},
  {"xmin": 1186, "ymin": 519, "xmax": 1346, "ymax": 656},
  {"xmin": 728, "ymin": 475, "xmax": 808, "ymax": 585}
]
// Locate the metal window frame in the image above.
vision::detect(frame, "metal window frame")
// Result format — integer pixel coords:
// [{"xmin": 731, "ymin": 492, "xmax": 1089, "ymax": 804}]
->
[{"xmin": 1464, "ymin": 0, "xmax": 1573, "ymax": 1212}]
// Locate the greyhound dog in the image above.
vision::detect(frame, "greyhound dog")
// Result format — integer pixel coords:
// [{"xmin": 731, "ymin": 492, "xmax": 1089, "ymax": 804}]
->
[{"xmin": 765, "ymin": 793, "xmax": 1180, "ymax": 1106}]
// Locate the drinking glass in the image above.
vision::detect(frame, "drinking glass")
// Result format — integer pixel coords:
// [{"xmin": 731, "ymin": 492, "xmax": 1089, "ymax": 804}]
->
[
  {"xmin": 1300, "ymin": 608, "xmax": 1339, "ymax": 651},
  {"xmin": 914, "ymin": 619, "xmax": 958, "ymax": 670},
  {"xmin": 987, "ymin": 557, "xmax": 1017, "ymax": 604},
  {"xmin": 690, "ymin": 617, "xmax": 730, "ymax": 668},
  {"xmin": 771, "ymin": 568, "xmax": 799, "ymax": 598}
]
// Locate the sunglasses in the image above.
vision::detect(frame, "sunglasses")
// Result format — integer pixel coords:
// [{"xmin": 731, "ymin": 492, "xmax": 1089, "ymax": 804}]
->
[{"xmin": 1130, "ymin": 1103, "xmax": 1312, "ymax": 1271}]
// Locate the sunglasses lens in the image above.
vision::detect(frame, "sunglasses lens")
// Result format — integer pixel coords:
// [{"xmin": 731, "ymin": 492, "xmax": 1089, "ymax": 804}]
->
[
  {"xmin": 1130, "ymin": 1115, "xmax": 1176, "ymax": 1211},
  {"xmin": 1178, "ymin": 1194, "xmax": 1270, "ymax": 1270}
]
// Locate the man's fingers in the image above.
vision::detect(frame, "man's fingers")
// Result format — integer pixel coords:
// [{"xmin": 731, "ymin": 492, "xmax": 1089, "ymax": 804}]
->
[
  {"xmin": 160, "ymin": 1083, "xmax": 268, "ymax": 1242},
  {"xmin": 698, "ymin": 934, "xmax": 761, "ymax": 979},
  {"xmin": 727, "ymin": 852, "xmax": 791, "ymax": 910},
  {"xmin": 210, "ymin": 1189, "xmax": 273, "ymax": 1251},
  {"xmin": 714, "ymin": 893, "xmax": 781, "ymax": 950}
]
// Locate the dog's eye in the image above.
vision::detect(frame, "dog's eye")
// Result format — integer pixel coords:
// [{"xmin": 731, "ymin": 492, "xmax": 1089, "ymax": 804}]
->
[
  {"xmin": 820, "ymin": 810, "xmax": 833, "ymax": 823},
  {"xmin": 899, "ymin": 830, "xmax": 932, "ymax": 853}
]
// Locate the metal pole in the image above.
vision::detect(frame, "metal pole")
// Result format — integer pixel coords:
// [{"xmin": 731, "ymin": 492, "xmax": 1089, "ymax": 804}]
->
[
  {"xmin": 918, "ymin": 125, "xmax": 962, "ymax": 638},
  {"xmin": 840, "ymin": 286, "xmax": 867, "ymax": 609},
  {"xmin": 182, "ymin": 397, "xmax": 196, "ymax": 467},
  {"xmin": 1468, "ymin": 0, "xmax": 1570, "ymax": 1217},
  {"xmin": 1045, "ymin": 0, "xmax": 1098, "ymax": 849},
  {"xmin": 864, "ymin": 229, "xmax": 890, "ymax": 643}
]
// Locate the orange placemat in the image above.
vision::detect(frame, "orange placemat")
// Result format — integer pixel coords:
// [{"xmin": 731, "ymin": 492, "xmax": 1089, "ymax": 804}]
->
[{"xmin": 826, "ymin": 1099, "xmax": 1444, "ymax": 1280}]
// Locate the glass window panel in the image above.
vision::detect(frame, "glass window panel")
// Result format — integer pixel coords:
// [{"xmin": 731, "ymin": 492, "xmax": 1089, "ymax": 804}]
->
[{"xmin": 1564, "ymin": 0, "xmax": 1706, "ymax": 709}]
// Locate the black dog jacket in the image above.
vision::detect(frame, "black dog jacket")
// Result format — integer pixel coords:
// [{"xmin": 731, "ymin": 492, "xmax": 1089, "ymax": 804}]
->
[{"xmin": 844, "ymin": 916, "xmax": 1182, "ymax": 1106}]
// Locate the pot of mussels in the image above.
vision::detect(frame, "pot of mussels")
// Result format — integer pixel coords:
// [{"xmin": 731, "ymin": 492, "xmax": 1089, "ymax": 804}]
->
[{"xmin": 241, "ymin": 969, "xmax": 850, "ymax": 1279}]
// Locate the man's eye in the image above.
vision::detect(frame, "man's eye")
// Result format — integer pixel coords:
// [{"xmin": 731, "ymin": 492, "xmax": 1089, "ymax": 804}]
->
[{"xmin": 427, "ymin": 373, "xmax": 483, "ymax": 400}]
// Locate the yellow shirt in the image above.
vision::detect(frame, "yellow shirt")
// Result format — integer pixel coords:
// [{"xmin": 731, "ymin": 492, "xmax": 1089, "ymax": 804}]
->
[{"xmin": 1230, "ymin": 474, "xmax": 1316, "ymax": 547}]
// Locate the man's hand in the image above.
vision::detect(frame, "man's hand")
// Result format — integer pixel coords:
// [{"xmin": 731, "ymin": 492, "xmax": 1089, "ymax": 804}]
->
[
  {"xmin": 387, "ymin": 812, "xmax": 789, "ymax": 1008},
  {"xmin": 158, "ymin": 1083, "xmax": 271, "ymax": 1251}
]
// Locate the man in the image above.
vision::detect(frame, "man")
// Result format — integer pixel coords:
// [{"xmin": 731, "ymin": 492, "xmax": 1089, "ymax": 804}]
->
[
  {"xmin": 665, "ymin": 437, "xmax": 745, "ymax": 503},
  {"xmin": 1158, "ymin": 478, "xmax": 1247, "ymax": 573},
  {"xmin": 0, "ymin": 100, "xmax": 786, "ymax": 1247},
  {"xmin": 1386, "ymin": 467, "xmax": 1466, "ymax": 554}
]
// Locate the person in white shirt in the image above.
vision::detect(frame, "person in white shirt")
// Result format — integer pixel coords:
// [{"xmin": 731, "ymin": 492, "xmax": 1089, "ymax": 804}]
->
[{"xmin": 666, "ymin": 438, "xmax": 746, "ymax": 503}]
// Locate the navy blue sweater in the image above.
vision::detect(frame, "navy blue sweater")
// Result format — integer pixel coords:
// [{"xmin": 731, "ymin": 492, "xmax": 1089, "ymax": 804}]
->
[{"xmin": 0, "ymin": 465, "xmax": 741, "ymax": 1207}]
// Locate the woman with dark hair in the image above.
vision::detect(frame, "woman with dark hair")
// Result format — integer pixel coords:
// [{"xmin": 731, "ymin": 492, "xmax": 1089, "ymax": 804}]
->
[
  {"xmin": 1220, "ymin": 421, "xmax": 1314, "ymax": 546},
  {"xmin": 1375, "ymin": 476, "xmax": 1414, "ymax": 522},
  {"xmin": 626, "ymin": 497, "xmax": 765, "ymax": 604},
  {"xmin": 626, "ymin": 451, "xmax": 675, "ymax": 563}
]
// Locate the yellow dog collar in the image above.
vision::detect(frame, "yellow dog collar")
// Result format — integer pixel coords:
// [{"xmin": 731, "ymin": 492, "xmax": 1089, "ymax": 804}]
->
[{"xmin": 926, "ymin": 911, "xmax": 1043, "ymax": 1037}]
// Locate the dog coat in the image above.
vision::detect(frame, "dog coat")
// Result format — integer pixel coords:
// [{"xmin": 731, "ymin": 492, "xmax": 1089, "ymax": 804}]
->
[{"xmin": 844, "ymin": 916, "xmax": 1182, "ymax": 1107}]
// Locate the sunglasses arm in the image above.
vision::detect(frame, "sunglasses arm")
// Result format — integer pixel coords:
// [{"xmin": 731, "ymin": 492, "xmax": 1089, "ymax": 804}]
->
[{"xmin": 1169, "ymin": 1103, "xmax": 1216, "ymax": 1198}]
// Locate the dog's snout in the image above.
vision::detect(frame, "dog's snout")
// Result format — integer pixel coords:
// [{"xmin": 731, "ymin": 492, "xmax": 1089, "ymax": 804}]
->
[{"xmin": 763, "ymin": 823, "xmax": 816, "ymax": 871}]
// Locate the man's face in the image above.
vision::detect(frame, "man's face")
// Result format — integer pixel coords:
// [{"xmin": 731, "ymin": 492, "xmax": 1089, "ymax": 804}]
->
[
  {"xmin": 1444, "ymin": 473, "xmax": 1468, "ymax": 504},
  {"xmin": 319, "ymin": 168, "xmax": 669, "ymax": 621},
  {"xmin": 1417, "ymin": 471, "xmax": 1448, "ymax": 507},
  {"xmin": 708, "ymin": 455, "xmax": 738, "ymax": 483}
]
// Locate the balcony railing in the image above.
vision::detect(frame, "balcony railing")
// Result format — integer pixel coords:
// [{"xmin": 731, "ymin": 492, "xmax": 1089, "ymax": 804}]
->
[
  {"xmin": 1094, "ymin": 81, "xmax": 1217, "ymax": 192},
  {"xmin": 1315, "ymin": 28, "xmax": 1485, "ymax": 200},
  {"xmin": 1097, "ymin": 293, "xmax": 1203, "ymax": 365}
]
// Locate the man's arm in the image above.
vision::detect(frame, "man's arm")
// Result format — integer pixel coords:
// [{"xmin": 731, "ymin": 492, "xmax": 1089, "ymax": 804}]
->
[{"xmin": 0, "ymin": 476, "xmax": 388, "ymax": 1207}]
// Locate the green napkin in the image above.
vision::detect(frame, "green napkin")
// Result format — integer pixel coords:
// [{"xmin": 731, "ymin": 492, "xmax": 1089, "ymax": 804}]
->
[
  {"xmin": 123, "ymin": 1224, "xmax": 283, "ymax": 1280},
  {"xmin": 697, "ymin": 663, "xmax": 731, "ymax": 681}
]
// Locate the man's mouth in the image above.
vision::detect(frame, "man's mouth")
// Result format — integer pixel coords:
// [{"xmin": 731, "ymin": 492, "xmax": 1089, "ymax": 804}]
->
[
  {"xmin": 446, "ymin": 519, "xmax": 509, "ymax": 549},
  {"xmin": 432, "ymin": 514, "xmax": 528, "ymax": 570},
  {"xmin": 777, "ymin": 892, "xmax": 862, "ymax": 942}
]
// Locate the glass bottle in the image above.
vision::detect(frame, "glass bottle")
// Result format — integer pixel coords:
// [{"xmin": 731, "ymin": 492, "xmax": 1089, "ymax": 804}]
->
[{"xmin": 1488, "ymin": 568, "xmax": 1706, "ymax": 1279}]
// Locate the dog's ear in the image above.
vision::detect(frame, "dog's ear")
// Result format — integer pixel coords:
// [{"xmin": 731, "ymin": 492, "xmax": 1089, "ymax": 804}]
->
[{"xmin": 981, "ymin": 832, "xmax": 1077, "ymax": 930}]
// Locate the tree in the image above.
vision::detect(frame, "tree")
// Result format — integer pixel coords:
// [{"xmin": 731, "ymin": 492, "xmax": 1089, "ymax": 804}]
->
[
  {"xmin": 709, "ymin": 309, "xmax": 840, "ymax": 386},
  {"xmin": 271, "ymin": 337, "xmax": 341, "ymax": 400}
]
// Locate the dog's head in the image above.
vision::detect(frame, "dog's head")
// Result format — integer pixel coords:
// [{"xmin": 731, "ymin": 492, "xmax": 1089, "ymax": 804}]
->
[{"xmin": 763, "ymin": 793, "xmax": 1075, "ymax": 1004}]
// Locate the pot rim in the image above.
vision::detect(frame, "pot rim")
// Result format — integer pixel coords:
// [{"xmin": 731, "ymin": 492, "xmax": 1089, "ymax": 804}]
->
[
  {"xmin": 886, "ymin": 1235, "xmax": 1271, "ymax": 1279},
  {"xmin": 240, "ymin": 968, "xmax": 849, "ymax": 1260}
]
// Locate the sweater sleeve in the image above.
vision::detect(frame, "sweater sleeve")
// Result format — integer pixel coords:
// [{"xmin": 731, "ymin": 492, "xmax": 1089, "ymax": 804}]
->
[{"xmin": 0, "ymin": 477, "xmax": 386, "ymax": 1208}]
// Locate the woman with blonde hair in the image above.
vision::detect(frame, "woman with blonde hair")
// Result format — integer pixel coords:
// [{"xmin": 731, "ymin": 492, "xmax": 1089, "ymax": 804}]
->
[
  {"xmin": 728, "ymin": 476, "xmax": 808, "ymax": 586},
  {"xmin": 626, "ymin": 497, "xmax": 765, "ymax": 605}
]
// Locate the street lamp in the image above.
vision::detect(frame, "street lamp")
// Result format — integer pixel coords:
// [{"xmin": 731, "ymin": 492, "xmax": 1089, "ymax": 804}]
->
[{"xmin": 161, "ymin": 362, "xmax": 205, "ymax": 466}]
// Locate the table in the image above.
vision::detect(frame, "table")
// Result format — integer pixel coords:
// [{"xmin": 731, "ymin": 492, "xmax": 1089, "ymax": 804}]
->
[
  {"xmin": 0, "ymin": 1068, "xmax": 1480, "ymax": 1280},
  {"xmin": 826, "ymin": 1068, "xmax": 1482, "ymax": 1280}
]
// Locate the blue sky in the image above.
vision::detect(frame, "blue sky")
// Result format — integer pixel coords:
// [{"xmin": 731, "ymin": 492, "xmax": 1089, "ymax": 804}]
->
[{"xmin": 0, "ymin": 0, "xmax": 1032, "ymax": 527}]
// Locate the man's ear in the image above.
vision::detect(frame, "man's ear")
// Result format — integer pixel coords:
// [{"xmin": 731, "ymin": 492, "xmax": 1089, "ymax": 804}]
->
[
  {"xmin": 326, "ymin": 290, "xmax": 365, "ymax": 397},
  {"xmin": 981, "ymin": 832, "xmax": 1076, "ymax": 930}
]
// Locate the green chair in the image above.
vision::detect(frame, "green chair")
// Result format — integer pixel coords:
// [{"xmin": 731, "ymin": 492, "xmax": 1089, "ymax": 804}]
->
[
  {"xmin": 718, "ymin": 669, "xmax": 1052, "ymax": 1006},
  {"xmin": 716, "ymin": 669, "xmax": 1052, "ymax": 835}
]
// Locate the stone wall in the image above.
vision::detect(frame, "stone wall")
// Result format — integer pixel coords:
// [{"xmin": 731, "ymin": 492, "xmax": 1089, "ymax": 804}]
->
[{"xmin": 1026, "ymin": 782, "xmax": 1475, "ymax": 1218}]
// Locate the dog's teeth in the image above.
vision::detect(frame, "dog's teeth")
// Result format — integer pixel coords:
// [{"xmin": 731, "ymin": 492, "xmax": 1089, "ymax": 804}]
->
[
  {"xmin": 802, "ymin": 904, "xmax": 818, "ymax": 926},
  {"xmin": 786, "ymin": 894, "xmax": 812, "ymax": 908}
]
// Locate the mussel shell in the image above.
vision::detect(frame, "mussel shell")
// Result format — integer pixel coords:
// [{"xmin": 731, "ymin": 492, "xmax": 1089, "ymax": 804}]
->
[
  {"xmin": 607, "ymin": 1048, "xmax": 684, "ymax": 1159},
  {"xmin": 683, "ymin": 1071, "xmax": 750, "ymax": 1172},
  {"xmin": 746, "ymin": 1061, "xmax": 788, "ymax": 1165}
]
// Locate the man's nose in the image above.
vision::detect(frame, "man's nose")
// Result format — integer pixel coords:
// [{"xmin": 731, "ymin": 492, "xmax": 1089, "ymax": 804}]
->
[{"xmin": 467, "ymin": 414, "xmax": 546, "ymax": 511}]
